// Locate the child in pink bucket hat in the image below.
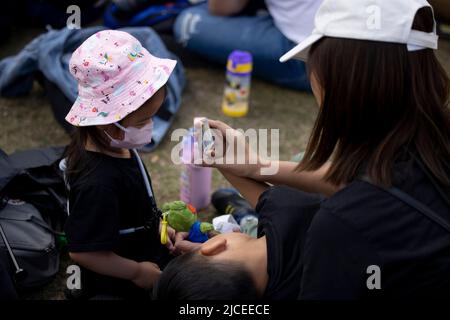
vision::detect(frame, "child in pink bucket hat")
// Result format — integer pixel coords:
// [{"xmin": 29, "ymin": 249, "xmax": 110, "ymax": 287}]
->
[
  {"xmin": 66, "ymin": 29, "xmax": 176, "ymax": 127},
  {"xmin": 63, "ymin": 30, "xmax": 177, "ymax": 299}
]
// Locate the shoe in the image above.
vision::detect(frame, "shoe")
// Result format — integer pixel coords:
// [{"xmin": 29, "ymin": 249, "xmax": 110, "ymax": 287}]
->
[{"xmin": 211, "ymin": 188, "xmax": 258, "ymax": 224}]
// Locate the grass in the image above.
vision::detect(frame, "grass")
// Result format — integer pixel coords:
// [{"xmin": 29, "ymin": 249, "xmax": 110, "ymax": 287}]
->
[{"xmin": 0, "ymin": 26, "xmax": 449, "ymax": 299}]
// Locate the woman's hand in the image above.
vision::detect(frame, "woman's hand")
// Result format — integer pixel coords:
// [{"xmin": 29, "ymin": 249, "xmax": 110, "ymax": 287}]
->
[
  {"xmin": 205, "ymin": 120, "xmax": 270, "ymax": 178},
  {"xmin": 173, "ymin": 232, "xmax": 202, "ymax": 255},
  {"xmin": 131, "ymin": 261, "xmax": 161, "ymax": 289}
]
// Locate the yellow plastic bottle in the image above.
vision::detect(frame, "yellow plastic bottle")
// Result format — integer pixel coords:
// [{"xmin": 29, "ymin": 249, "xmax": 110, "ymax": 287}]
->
[{"xmin": 222, "ymin": 51, "xmax": 253, "ymax": 117}]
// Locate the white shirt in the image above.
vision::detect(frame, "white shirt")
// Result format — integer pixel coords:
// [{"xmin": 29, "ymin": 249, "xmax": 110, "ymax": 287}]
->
[{"xmin": 265, "ymin": 0, "xmax": 322, "ymax": 44}]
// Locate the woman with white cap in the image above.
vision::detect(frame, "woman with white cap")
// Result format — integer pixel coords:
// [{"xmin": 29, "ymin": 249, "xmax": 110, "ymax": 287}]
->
[{"xmin": 164, "ymin": 0, "xmax": 450, "ymax": 299}]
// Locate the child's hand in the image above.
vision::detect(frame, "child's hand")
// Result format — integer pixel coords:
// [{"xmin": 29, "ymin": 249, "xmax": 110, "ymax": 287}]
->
[
  {"xmin": 131, "ymin": 261, "xmax": 161, "ymax": 289},
  {"xmin": 173, "ymin": 232, "xmax": 202, "ymax": 255},
  {"xmin": 159, "ymin": 221, "xmax": 176, "ymax": 252}
]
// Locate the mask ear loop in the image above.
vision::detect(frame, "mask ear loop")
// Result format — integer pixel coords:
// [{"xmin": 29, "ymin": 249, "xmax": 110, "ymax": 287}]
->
[
  {"xmin": 114, "ymin": 122, "xmax": 130, "ymax": 132},
  {"xmin": 103, "ymin": 122, "xmax": 128, "ymax": 141},
  {"xmin": 103, "ymin": 130, "xmax": 115, "ymax": 141}
]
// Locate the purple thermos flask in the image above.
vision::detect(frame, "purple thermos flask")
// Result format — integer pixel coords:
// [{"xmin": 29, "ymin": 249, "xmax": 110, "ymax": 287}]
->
[{"xmin": 180, "ymin": 129, "xmax": 212, "ymax": 210}]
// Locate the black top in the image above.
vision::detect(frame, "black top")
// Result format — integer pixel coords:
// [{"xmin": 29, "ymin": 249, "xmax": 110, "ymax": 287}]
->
[
  {"xmin": 299, "ymin": 158, "xmax": 450, "ymax": 299},
  {"xmin": 64, "ymin": 151, "xmax": 170, "ymax": 298},
  {"xmin": 256, "ymin": 156, "xmax": 449, "ymax": 300},
  {"xmin": 256, "ymin": 186, "xmax": 323, "ymax": 300}
]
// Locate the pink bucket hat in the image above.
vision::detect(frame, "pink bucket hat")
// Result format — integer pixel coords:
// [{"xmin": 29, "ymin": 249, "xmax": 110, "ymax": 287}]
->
[{"xmin": 66, "ymin": 30, "xmax": 177, "ymax": 127}]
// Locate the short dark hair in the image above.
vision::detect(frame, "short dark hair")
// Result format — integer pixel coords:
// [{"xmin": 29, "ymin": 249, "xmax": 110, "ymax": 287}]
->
[
  {"xmin": 298, "ymin": 7, "xmax": 450, "ymax": 187},
  {"xmin": 153, "ymin": 252, "xmax": 259, "ymax": 300}
]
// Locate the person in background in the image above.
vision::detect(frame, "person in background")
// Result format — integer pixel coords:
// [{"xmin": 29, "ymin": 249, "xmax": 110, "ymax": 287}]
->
[{"xmin": 173, "ymin": 0, "xmax": 322, "ymax": 91}]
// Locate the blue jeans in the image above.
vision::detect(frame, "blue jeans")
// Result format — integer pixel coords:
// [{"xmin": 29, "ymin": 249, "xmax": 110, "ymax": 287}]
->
[{"xmin": 174, "ymin": 4, "xmax": 311, "ymax": 91}]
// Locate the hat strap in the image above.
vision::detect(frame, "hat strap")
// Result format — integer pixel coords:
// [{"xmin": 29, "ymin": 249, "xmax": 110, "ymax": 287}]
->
[{"xmin": 408, "ymin": 30, "xmax": 439, "ymax": 50}]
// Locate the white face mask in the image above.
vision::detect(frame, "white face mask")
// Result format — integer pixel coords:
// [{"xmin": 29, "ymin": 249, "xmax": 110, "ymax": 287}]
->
[{"xmin": 104, "ymin": 119, "xmax": 153, "ymax": 149}]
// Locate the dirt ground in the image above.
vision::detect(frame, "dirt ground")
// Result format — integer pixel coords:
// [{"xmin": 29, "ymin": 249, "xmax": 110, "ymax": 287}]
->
[{"xmin": 0, "ymin": 26, "xmax": 449, "ymax": 299}]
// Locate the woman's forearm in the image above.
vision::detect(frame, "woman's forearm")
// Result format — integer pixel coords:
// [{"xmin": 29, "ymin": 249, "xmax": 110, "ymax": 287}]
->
[
  {"xmin": 69, "ymin": 251, "xmax": 141, "ymax": 281},
  {"xmin": 208, "ymin": 0, "xmax": 250, "ymax": 16},
  {"xmin": 219, "ymin": 169, "xmax": 270, "ymax": 208},
  {"xmin": 251, "ymin": 161, "xmax": 340, "ymax": 197}
]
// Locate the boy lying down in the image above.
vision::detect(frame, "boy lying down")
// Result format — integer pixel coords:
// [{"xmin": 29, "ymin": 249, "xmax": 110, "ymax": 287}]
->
[{"xmin": 153, "ymin": 184, "xmax": 323, "ymax": 300}]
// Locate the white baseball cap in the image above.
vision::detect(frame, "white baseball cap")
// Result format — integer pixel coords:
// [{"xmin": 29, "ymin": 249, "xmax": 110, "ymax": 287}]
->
[{"xmin": 280, "ymin": 0, "xmax": 439, "ymax": 62}]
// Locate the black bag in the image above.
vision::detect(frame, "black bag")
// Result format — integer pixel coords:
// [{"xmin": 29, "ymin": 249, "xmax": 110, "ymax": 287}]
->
[
  {"xmin": 0, "ymin": 247, "xmax": 18, "ymax": 300},
  {"xmin": 0, "ymin": 147, "xmax": 68, "ymax": 291},
  {"xmin": 0, "ymin": 198, "xmax": 59, "ymax": 289},
  {"xmin": 3, "ymin": 147, "xmax": 68, "ymax": 232}
]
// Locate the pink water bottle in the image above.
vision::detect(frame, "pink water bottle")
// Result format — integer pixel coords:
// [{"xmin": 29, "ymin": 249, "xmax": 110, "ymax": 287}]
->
[{"xmin": 180, "ymin": 130, "xmax": 212, "ymax": 210}]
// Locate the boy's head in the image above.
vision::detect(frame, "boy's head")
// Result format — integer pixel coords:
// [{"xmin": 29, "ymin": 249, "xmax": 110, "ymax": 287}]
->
[{"xmin": 154, "ymin": 232, "xmax": 260, "ymax": 300}]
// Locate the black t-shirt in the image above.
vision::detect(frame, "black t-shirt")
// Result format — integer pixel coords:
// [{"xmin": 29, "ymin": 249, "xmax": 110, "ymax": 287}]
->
[
  {"xmin": 256, "ymin": 186, "xmax": 323, "ymax": 300},
  {"xmin": 256, "ymin": 157, "xmax": 450, "ymax": 300},
  {"xmin": 64, "ymin": 151, "xmax": 170, "ymax": 297},
  {"xmin": 299, "ymin": 159, "xmax": 450, "ymax": 299}
]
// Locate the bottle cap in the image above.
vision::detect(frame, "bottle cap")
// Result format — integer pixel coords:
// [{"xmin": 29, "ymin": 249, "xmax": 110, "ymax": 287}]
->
[{"xmin": 227, "ymin": 50, "xmax": 253, "ymax": 74}]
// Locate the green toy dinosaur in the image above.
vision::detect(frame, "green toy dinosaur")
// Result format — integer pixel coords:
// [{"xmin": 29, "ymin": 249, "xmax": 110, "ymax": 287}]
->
[{"xmin": 160, "ymin": 201, "xmax": 215, "ymax": 244}]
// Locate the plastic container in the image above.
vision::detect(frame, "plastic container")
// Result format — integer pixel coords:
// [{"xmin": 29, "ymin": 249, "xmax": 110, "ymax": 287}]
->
[
  {"xmin": 179, "ymin": 130, "xmax": 212, "ymax": 210},
  {"xmin": 222, "ymin": 50, "xmax": 253, "ymax": 117}
]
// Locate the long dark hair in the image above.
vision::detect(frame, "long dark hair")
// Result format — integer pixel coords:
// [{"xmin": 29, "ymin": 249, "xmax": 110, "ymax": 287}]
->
[
  {"xmin": 298, "ymin": 7, "xmax": 450, "ymax": 187},
  {"xmin": 64, "ymin": 126, "xmax": 113, "ymax": 185}
]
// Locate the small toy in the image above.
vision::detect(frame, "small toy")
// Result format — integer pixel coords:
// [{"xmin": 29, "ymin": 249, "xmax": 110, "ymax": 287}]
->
[{"xmin": 160, "ymin": 201, "xmax": 215, "ymax": 244}]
